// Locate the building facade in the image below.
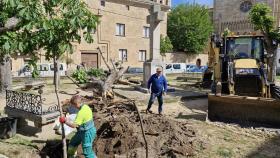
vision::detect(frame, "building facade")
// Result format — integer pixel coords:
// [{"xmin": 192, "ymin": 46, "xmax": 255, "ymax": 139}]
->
[
  {"xmin": 213, "ymin": 0, "xmax": 280, "ymax": 34},
  {"xmin": 11, "ymin": 0, "xmax": 171, "ymax": 76}
]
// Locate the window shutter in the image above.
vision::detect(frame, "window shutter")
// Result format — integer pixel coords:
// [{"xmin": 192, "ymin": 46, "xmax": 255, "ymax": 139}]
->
[
  {"xmin": 138, "ymin": 51, "xmax": 141, "ymax": 61},
  {"xmin": 116, "ymin": 24, "xmax": 119, "ymax": 35},
  {"xmin": 119, "ymin": 50, "xmax": 122, "ymax": 61}
]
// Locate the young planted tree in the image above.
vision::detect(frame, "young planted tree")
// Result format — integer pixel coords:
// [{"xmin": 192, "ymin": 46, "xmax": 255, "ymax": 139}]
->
[
  {"xmin": 160, "ymin": 35, "xmax": 173, "ymax": 56},
  {"xmin": 249, "ymin": 3, "xmax": 280, "ymax": 82},
  {"xmin": 167, "ymin": 4, "xmax": 213, "ymax": 53},
  {"xmin": 0, "ymin": 0, "xmax": 99, "ymax": 157}
]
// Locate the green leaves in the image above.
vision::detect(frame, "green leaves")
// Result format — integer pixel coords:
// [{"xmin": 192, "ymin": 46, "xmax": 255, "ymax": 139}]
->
[
  {"xmin": 72, "ymin": 68, "xmax": 106, "ymax": 84},
  {"xmin": 71, "ymin": 69, "xmax": 88, "ymax": 84},
  {"xmin": 3, "ymin": 41, "xmax": 10, "ymax": 51},
  {"xmin": 167, "ymin": 4, "xmax": 213, "ymax": 53},
  {"xmin": 249, "ymin": 3, "xmax": 274, "ymax": 32},
  {"xmin": 87, "ymin": 68, "xmax": 105, "ymax": 79},
  {"xmin": 0, "ymin": 0, "xmax": 99, "ymax": 79},
  {"xmin": 160, "ymin": 35, "xmax": 173, "ymax": 55},
  {"xmin": 249, "ymin": 3, "xmax": 280, "ymax": 48}
]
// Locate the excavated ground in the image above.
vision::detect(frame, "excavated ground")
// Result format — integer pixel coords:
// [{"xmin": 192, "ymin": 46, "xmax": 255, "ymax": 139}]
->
[
  {"xmin": 92, "ymin": 100, "xmax": 202, "ymax": 158},
  {"xmin": 42, "ymin": 97, "xmax": 203, "ymax": 158}
]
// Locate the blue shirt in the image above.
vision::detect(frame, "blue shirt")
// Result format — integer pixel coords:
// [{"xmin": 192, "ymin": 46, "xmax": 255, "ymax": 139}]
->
[{"xmin": 147, "ymin": 74, "xmax": 167, "ymax": 93}]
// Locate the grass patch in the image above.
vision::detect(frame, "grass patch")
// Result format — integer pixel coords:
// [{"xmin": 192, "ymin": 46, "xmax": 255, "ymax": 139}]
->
[
  {"xmin": 217, "ymin": 147, "xmax": 233, "ymax": 158},
  {"xmin": 277, "ymin": 76, "xmax": 280, "ymax": 80},
  {"xmin": 223, "ymin": 131, "xmax": 233, "ymax": 142},
  {"xmin": 164, "ymin": 98, "xmax": 179, "ymax": 103},
  {"xmin": 0, "ymin": 135, "xmax": 36, "ymax": 148}
]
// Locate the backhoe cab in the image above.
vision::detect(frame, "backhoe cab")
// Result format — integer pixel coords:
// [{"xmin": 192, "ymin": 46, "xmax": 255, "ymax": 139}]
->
[{"xmin": 222, "ymin": 36, "xmax": 268, "ymax": 97}]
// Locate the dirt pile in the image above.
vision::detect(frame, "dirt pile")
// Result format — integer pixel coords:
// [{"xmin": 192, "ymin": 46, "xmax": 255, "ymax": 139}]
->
[
  {"xmin": 91, "ymin": 100, "xmax": 200, "ymax": 158},
  {"xmin": 42, "ymin": 98, "xmax": 203, "ymax": 158}
]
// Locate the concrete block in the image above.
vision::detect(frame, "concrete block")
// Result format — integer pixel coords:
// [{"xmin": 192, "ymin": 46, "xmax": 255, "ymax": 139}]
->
[
  {"xmin": 134, "ymin": 86, "xmax": 149, "ymax": 93},
  {"xmin": 155, "ymin": 11, "xmax": 165, "ymax": 21},
  {"xmin": 153, "ymin": 4, "xmax": 161, "ymax": 12}
]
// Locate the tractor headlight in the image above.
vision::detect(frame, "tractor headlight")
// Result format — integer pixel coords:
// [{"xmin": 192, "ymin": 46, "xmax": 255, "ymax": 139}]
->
[{"xmin": 235, "ymin": 68, "xmax": 255, "ymax": 75}]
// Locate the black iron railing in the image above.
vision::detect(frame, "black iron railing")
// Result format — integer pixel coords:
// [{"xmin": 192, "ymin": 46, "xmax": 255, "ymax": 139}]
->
[{"xmin": 6, "ymin": 90, "xmax": 59, "ymax": 115}]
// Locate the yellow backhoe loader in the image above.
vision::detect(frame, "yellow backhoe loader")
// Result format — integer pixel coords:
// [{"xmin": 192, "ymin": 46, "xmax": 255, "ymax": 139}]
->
[{"xmin": 207, "ymin": 33, "xmax": 280, "ymax": 127}]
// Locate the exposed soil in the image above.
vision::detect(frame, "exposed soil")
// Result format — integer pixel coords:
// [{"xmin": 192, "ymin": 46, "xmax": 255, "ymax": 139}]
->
[
  {"xmin": 40, "ymin": 98, "xmax": 202, "ymax": 158},
  {"xmin": 92, "ymin": 100, "xmax": 201, "ymax": 158}
]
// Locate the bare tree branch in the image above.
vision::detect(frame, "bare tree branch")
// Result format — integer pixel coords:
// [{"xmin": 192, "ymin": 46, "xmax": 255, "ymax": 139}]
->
[
  {"xmin": 110, "ymin": 59, "xmax": 117, "ymax": 71},
  {"xmin": 97, "ymin": 47, "xmax": 111, "ymax": 71}
]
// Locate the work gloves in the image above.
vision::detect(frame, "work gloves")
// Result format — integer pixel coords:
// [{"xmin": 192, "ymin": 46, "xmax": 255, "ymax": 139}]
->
[{"xmin": 59, "ymin": 116, "xmax": 66, "ymax": 123}]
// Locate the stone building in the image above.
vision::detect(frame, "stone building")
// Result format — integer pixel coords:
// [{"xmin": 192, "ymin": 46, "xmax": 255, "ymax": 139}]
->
[
  {"xmin": 11, "ymin": 0, "xmax": 171, "ymax": 76},
  {"xmin": 213, "ymin": 0, "xmax": 280, "ymax": 34}
]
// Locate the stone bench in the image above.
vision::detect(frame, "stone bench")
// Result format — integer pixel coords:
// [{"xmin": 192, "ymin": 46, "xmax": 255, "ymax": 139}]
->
[{"xmin": 4, "ymin": 90, "xmax": 60, "ymax": 128}]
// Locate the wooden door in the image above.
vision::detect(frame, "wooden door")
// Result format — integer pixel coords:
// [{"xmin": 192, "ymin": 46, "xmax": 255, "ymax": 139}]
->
[{"xmin": 81, "ymin": 53, "xmax": 98, "ymax": 68}]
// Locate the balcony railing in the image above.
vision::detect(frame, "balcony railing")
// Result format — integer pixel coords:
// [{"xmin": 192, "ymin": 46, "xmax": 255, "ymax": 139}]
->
[{"xmin": 6, "ymin": 90, "xmax": 59, "ymax": 115}]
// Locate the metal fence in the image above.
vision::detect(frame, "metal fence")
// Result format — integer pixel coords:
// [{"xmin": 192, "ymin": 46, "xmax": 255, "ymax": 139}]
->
[{"xmin": 6, "ymin": 90, "xmax": 59, "ymax": 115}]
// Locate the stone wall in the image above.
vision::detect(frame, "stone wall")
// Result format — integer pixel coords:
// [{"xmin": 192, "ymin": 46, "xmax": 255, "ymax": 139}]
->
[{"xmin": 163, "ymin": 53, "xmax": 209, "ymax": 66}]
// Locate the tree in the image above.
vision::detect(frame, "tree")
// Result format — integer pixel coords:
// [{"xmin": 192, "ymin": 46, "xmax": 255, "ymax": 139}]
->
[
  {"xmin": 167, "ymin": 4, "xmax": 213, "ymax": 53},
  {"xmin": 160, "ymin": 35, "xmax": 173, "ymax": 56},
  {"xmin": 0, "ymin": 0, "xmax": 99, "ymax": 157},
  {"xmin": 0, "ymin": 0, "xmax": 98, "ymax": 88},
  {"xmin": 249, "ymin": 3, "xmax": 280, "ymax": 82}
]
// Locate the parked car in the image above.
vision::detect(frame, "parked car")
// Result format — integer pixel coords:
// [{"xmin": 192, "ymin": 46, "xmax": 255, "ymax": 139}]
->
[
  {"xmin": 165, "ymin": 63, "xmax": 186, "ymax": 74},
  {"xmin": 189, "ymin": 65, "xmax": 208, "ymax": 73},
  {"xmin": 17, "ymin": 63, "xmax": 67, "ymax": 77},
  {"xmin": 186, "ymin": 64, "xmax": 196, "ymax": 72},
  {"xmin": 126, "ymin": 67, "xmax": 143, "ymax": 74}
]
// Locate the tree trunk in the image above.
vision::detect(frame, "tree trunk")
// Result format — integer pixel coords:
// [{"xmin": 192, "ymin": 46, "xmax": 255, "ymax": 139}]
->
[
  {"xmin": 103, "ymin": 67, "xmax": 128, "ymax": 92},
  {"xmin": 267, "ymin": 50, "xmax": 277, "ymax": 83},
  {"xmin": 54, "ymin": 55, "xmax": 67, "ymax": 158},
  {"xmin": 263, "ymin": 33, "xmax": 277, "ymax": 83},
  {"xmin": 86, "ymin": 67, "xmax": 128, "ymax": 98},
  {"xmin": 53, "ymin": 57, "xmax": 60, "ymax": 85},
  {"xmin": 0, "ymin": 55, "xmax": 12, "ymax": 93}
]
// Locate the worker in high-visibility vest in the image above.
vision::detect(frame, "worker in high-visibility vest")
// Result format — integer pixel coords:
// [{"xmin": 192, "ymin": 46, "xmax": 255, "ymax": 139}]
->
[{"xmin": 59, "ymin": 95, "xmax": 96, "ymax": 158}]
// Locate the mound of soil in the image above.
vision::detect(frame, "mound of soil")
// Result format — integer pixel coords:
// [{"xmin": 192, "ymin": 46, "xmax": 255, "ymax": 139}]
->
[
  {"xmin": 92, "ymin": 100, "xmax": 199, "ymax": 158},
  {"xmin": 42, "ymin": 98, "xmax": 202, "ymax": 158}
]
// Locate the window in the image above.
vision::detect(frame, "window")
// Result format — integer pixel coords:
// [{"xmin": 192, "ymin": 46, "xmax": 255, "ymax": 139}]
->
[
  {"xmin": 119, "ymin": 49, "xmax": 128, "ymax": 62},
  {"xmin": 23, "ymin": 65, "xmax": 31, "ymax": 72},
  {"xmin": 50, "ymin": 64, "xmax": 64, "ymax": 71},
  {"xmin": 173, "ymin": 64, "xmax": 181, "ymax": 69},
  {"xmin": 166, "ymin": 64, "xmax": 172, "ymax": 69},
  {"xmin": 40, "ymin": 64, "xmax": 49, "ymax": 71},
  {"xmin": 126, "ymin": 5, "xmax": 130, "ymax": 10},
  {"xmin": 143, "ymin": 26, "xmax": 150, "ymax": 38},
  {"xmin": 84, "ymin": 28, "xmax": 96, "ymax": 34},
  {"xmin": 279, "ymin": 59, "xmax": 280, "ymax": 64},
  {"xmin": 138, "ymin": 50, "xmax": 146, "ymax": 62},
  {"xmin": 116, "ymin": 23, "xmax": 125, "ymax": 36},
  {"xmin": 100, "ymin": 0, "xmax": 105, "ymax": 7}
]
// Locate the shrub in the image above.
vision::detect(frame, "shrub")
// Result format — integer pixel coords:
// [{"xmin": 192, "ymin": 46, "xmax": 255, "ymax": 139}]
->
[
  {"xmin": 87, "ymin": 68, "xmax": 105, "ymax": 78},
  {"xmin": 71, "ymin": 69, "xmax": 88, "ymax": 84}
]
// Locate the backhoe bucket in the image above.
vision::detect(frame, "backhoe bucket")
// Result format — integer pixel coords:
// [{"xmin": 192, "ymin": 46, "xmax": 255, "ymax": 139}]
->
[{"xmin": 208, "ymin": 94, "xmax": 280, "ymax": 127}]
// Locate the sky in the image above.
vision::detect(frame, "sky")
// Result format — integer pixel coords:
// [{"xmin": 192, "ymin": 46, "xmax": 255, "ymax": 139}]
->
[{"xmin": 172, "ymin": 0, "xmax": 213, "ymax": 7}]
